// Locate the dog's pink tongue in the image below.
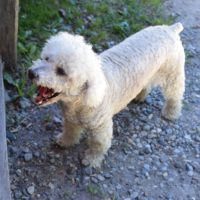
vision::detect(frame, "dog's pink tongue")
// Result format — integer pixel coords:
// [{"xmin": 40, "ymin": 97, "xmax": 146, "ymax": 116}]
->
[{"xmin": 35, "ymin": 86, "xmax": 54, "ymax": 104}]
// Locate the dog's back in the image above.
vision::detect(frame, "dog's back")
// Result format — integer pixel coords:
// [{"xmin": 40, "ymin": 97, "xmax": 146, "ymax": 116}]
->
[
  {"xmin": 100, "ymin": 23, "xmax": 183, "ymax": 76},
  {"xmin": 100, "ymin": 23, "xmax": 185, "ymax": 116}
]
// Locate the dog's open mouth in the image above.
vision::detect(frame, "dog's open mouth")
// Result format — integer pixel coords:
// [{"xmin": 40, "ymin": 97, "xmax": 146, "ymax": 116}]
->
[{"xmin": 35, "ymin": 86, "xmax": 60, "ymax": 105}]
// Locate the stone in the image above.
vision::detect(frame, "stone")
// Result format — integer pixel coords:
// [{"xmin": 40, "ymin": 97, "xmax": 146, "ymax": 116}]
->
[
  {"xmin": 58, "ymin": 8, "xmax": 66, "ymax": 19},
  {"xmin": 50, "ymin": 158, "xmax": 55, "ymax": 164},
  {"xmin": 9, "ymin": 146, "xmax": 18, "ymax": 155},
  {"xmin": 22, "ymin": 147, "xmax": 29, "ymax": 153},
  {"xmin": 14, "ymin": 190, "xmax": 22, "ymax": 198},
  {"xmin": 84, "ymin": 167, "xmax": 93, "ymax": 175},
  {"xmin": 143, "ymin": 125, "xmax": 151, "ymax": 131},
  {"xmin": 163, "ymin": 172, "xmax": 168, "ymax": 178},
  {"xmin": 91, "ymin": 177, "xmax": 98, "ymax": 184},
  {"xmin": 116, "ymin": 184, "xmax": 122, "ymax": 190},
  {"xmin": 143, "ymin": 144, "xmax": 152, "ymax": 154},
  {"xmin": 128, "ymin": 166, "xmax": 135, "ymax": 171},
  {"xmin": 16, "ymin": 169, "xmax": 22, "ymax": 176},
  {"xmin": 165, "ymin": 129, "xmax": 173, "ymax": 134},
  {"xmin": 187, "ymin": 171, "xmax": 194, "ymax": 176},
  {"xmin": 97, "ymin": 174, "xmax": 105, "ymax": 181},
  {"xmin": 103, "ymin": 184, "xmax": 108, "ymax": 189},
  {"xmin": 33, "ymin": 151, "xmax": 40, "ymax": 158},
  {"xmin": 104, "ymin": 173, "xmax": 113, "ymax": 179},
  {"xmin": 184, "ymin": 134, "xmax": 192, "ymax": 141},
  {"xmin": 5, "ymin": 90, "xmax": 11, "ymax": 102},
  {"xmin": 24, "ymin": 152, "xmax": 33, "ymax": 161},
  {"xmin": 158, "ymin": 138, "xmax": 165, "ymax": 146},
  {"xmin": 19, "ymin": 97, "xmax": 31, "ymax": 109},
  {"xmin": 48, "ymin": 182, "xmax": 55, "ymax": 190},
  {"xmin": 27, "ymin": 185, "xmax": 35, "ymax": 195},
  {"xmin": 46, "ymin": 124, "xmax": 54, "ymax": 131},
  {"xmin": 53, "ymin": 116, "xmax": 62, "ymax": 124},
  {"xmin": 6, "ymin": 131, "xmax": 16, "ymax": 142},
  {"xmin": 131, "ymin": 191, "xmax": 139, "ymax": 199},
  {"xmin": 186, "ymin": 163, "xmax": 193, "ymax": 172}
]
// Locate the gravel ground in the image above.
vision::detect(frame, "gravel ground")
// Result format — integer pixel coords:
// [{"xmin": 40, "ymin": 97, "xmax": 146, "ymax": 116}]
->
[{"xmin": 6, "ymin": 1, "xmax": 200, "ymax": 199}]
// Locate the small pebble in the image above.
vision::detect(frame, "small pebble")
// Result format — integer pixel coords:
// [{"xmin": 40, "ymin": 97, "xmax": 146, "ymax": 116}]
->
[
  {"xmin": 97, "ymin": 174, "xmax": 105, "ymax": 181},
  {"xmin": 104, "ymin": 173, "xmax": 112, "ymax": 179},
  {"xmin": 185, "ymin": 163, "xmax": 193, "ymax": 172},
  {"xmin": 143, "ymin": 125, "xmax": 151, "ymax": 131},
  {"xmin": 48, "ymin": 182, "xmax": 55, "ymax": 190},
  {"xmin": 16, "ymin": 169, "xmax": 22, "ymax": 176},
  {"xmin": 24, "ymin": 152, "xmax": 33, "ymax": 161},
  {"xmin": 19, "ymin": 97, "xmax": 31, "ymax": 109},
  {"xmin": 33, "ymin": 151, "xmax": 40, "ymax": 158},
  {"xmin": 131, "ymin": 191, "xmax": 139, "ymax": 199},
  {"xmin": 14, "ymin": 191, "xmax": 22, "ymax": 198},
  {"xmin": 22, "ymin": 147, "xmax": 29, "ymax": 153},
  {"xmin": 143, "ymin": 144, "xmax": 152, "ymax": 154},
  {"xmin": 163, "ymin": 172, "xmax": 168, "ymax": 178},
  {"xmin": 116, "ymin": 184, "xmax": 122, "ymax": 190},
  {"xmin": 187, "ymin": 171, "xmax": 194, "ymax": 176},
  {"xmin": 91, "ymin": 177, "xmax": 98, "ymax": 184},
  {"xmin": 27, "ymin": 186, "xmax": 35, "ymax": 195},
  {"xmin": 84, "ymin": 167, "xmax": 93, "ymax": 175}
]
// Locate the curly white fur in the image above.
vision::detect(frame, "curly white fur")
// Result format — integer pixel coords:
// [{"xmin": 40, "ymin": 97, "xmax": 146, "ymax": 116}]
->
[{"xmin": 29, "ymin": 23, "xmax": 185, "ymax": 167}]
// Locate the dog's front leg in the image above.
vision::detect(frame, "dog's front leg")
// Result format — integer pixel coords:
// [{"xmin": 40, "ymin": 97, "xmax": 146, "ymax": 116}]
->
[
  {"xmin": 56, "ymin": 119, "xmax": 82, "ymax": 148},
  {"xmin": 82, "ymin": 119, "xmax": 113, "ymax": 168}
]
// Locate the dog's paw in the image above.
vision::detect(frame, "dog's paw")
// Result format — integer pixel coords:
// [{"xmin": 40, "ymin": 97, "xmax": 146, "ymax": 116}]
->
[
  {"xmin": 82, "ymin": 150, "xmax": 104, "ymax": 168},
  {"xmin": 162, "ymin": 103, "xmax": 181, "ymax": 120},
  {"xmin": 162, "ymin": 110, "xmax": 180, "ymax": 121},
  {"xmin": 56, "ymin": 134, "xmax": 72, "ymax": 148}
]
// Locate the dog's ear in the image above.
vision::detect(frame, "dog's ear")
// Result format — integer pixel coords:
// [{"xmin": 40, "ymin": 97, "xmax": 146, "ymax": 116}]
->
[{"xmin": 84, "ymin": 76, "xmax": 107, "ymax": 108}]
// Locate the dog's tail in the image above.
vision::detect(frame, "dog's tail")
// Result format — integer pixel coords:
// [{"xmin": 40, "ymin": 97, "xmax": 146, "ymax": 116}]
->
[{"xmin": 169, "ymin": 22, "xmax": 184, "ymax": 34}]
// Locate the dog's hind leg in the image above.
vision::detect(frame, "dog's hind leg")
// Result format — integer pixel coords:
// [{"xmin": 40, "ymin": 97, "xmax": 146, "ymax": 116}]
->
[{"xmin": 161, "ymin": 59, "xmax": 185, "ymax": 120}]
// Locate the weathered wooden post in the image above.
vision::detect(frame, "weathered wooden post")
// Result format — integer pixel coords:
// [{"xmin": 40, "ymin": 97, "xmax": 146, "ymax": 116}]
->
[
  {"xmin": 0, "ymin": 58, "xmax": 12, "ymax": 200},
  {"xmin": 0, "ymin": 0, "xmax": 19, "ymax": 70},
  {"xmin": 0, "ymin": 0, "xmax": 19, "ymax": 198}
]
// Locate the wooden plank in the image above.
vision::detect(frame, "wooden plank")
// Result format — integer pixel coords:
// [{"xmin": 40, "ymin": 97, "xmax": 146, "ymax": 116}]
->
[
  {"xmin": 0, "ymin": 0, "xmax": 19, "ymax": 70},
  {"xmin": 0, "ymin": 58, "xmax": 12, "ymax": 200}
]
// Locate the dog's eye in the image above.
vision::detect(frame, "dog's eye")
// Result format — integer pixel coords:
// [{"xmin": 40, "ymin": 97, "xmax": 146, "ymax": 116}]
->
[
  {"xmin": 56, "ymin": 67, "xmax": 67, "ymax": 76},
  {"xmin": 45, "ymin": 57, "xmax": 49, "ymax": 61}
]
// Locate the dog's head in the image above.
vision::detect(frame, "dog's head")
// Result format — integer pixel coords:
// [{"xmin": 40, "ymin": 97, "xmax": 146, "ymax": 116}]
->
[{"xmin": 28, "ymin": 32, "xmax": 107, "ymax": 107}]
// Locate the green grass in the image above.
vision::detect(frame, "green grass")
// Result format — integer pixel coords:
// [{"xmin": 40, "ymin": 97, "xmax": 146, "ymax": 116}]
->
[
  {"xmin": 87, "ymin": 183, "xmax": 102, "ymax": 197},
  {"xmin": 4, "ymin": 0, "xmax": 172, "ymax": 98},
  {"xmin": 62, "ymin": 190, "xmax": 71, "ymax": 200}
]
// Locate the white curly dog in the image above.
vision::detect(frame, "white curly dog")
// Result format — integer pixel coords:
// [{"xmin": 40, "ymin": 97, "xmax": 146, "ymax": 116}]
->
[{"xmin": 28, "ymin": 23, "xmax": 185, "ymax": 167}]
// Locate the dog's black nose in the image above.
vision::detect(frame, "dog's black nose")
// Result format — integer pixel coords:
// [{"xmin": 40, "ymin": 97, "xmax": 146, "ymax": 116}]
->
[{"xmin": 28, "ymin": 69, "xmax": 38, "ymax": 80}]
